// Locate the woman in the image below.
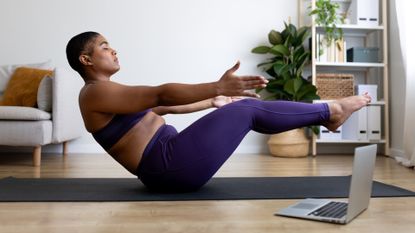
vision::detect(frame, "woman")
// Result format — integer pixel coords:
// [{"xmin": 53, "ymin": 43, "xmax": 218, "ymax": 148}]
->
[{"xmin": 66, "ymin": 31, "xmax": 371, "ymax": 192}]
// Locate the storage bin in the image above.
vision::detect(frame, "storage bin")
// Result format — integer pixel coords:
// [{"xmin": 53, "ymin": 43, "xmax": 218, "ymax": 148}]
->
[
  {"xmin": 316, "ymin": 73, "xmax": 355, "ymax": 100},
  {"xmin": 357, "ymin": 84, "xmax": 378, "ymax": 101},
  {"xmin": 347, "ymin": 47, "xmax": 379, "ymax": 63},
  {"xmin": 319, "ymin": 126, "xmax": 342, "ymax": 140}
]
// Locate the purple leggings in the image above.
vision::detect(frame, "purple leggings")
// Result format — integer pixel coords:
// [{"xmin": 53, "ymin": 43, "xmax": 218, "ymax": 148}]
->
[{"xmin": 137, "ymin": 99, "xmax": 330, "ymax": 192}]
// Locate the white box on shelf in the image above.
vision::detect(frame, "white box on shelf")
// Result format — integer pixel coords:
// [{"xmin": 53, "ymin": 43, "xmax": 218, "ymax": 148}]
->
[
  {"xmin": 348, "ymin": 0, "xmax": 379, "ymax": 26},
  {"xmin": 342, "ymin": 107, "xmax": 368, "ymax": 140},
  {"xmin": 367, "ymin": 105, "xmax": 381, "ymax": 140},
  {"xmin": 357, "ymin": 84, "xmax": 378, "ymax": 102},
  {"xmin": 319, "ymin": 125, "xmax": 342, "ymax": 140}
]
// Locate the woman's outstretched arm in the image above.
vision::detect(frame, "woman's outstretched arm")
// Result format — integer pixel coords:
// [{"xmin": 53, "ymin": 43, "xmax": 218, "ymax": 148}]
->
[
  {"xmin": 151, "ymin": 99, "xmax": 213, "ymax": 115},
  {"xmin": 81, "ymin": 61, "xmax": 267, "ymax": 114},
  {"xmin": 152, "ymin": 96, "xmax": 244, "ymax": 115}
]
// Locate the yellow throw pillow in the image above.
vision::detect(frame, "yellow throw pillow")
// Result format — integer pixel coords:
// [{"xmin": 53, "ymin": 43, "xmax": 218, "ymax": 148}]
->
[{"xmin": 0, "ymin": 67, "xmax": 53, "ymax": 107}]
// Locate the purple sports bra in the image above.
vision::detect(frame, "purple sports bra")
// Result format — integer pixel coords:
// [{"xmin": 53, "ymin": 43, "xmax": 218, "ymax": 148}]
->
[{"xmin": 92, "ymin": 109, "xmax": 151, "ymax": 151}]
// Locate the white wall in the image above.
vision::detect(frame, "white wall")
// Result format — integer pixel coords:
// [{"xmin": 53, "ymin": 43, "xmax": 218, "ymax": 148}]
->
[{"xmin": 0, "ymin": 0, "xmax": 298, "ymax": 154}]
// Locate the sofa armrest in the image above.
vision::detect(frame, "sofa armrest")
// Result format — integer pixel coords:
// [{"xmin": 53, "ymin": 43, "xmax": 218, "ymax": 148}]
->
[{"xmin": 51, "ymin": 67, "xmax": 84, "ymax": 143}]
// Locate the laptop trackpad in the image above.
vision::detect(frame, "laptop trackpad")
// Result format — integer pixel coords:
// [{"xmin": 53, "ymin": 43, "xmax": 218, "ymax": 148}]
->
[
  {"xmin": 292, "ymin": 203, "xmax": 320, "ymax": 210},
  {"xmin": 277, "ymin": 199, "xmax": 331, "ymax": 216}
]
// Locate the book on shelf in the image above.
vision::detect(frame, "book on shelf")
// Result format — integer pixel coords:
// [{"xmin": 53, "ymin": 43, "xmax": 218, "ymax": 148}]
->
[{"xmin": 315, "ymin": 33, "xmax": 347, "ymax": 63}]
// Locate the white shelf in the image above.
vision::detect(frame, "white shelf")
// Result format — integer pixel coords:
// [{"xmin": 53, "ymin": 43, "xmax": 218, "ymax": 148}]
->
[
  {"xmin": 368, "ymin": 101, "xmax": 385, "ymax": 106},
  {"xmin": 316, "ymin": 62, "xmax": 384, "ymax": 68},
  {"xmin": 335, "ymin": 24, "xmax": 384, "ymax": 30},
  {"xmin": 316, "ymin": 139, "xmax": 386, "ymax": 144},
  {"xmin": 330, "ymin": 0, "xmax": 351, "ymax": 3},
  {"xmin": 314, "ymin": 100, "xmax": 385, "ymax": 106},
  {"xmin": 316, "ymin": 24, "xmax": 384, "ymax": 36}
]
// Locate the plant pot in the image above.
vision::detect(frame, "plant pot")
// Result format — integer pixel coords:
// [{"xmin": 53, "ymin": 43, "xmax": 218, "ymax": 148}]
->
[{"xmin": 267, "ymin": 128, "xmax": 310, "ymax": 157}]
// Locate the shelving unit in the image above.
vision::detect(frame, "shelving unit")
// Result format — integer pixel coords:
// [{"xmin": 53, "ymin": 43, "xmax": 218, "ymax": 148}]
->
[{"xmin": 298, "ymin": 0, "xmax": 389, "ymax": 156}]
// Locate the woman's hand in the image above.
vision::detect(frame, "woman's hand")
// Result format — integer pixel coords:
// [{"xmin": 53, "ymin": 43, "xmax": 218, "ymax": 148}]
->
[
  {"xmin": 216, "ymin": 61, "xmax": 268, "ymax": 98},
  {"xmin": 211, "ymin": 96, "xmax": 244, "ymax": 108}
]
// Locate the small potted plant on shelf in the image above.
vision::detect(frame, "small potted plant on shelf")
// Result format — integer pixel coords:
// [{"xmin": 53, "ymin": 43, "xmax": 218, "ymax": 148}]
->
[
  {"xmin": 251, "ymin": 22, "xmax": 320, "ymax": 157},
  {"xmin": 309, "ymin": 0, "xmax": 345, "ymax": 55}
]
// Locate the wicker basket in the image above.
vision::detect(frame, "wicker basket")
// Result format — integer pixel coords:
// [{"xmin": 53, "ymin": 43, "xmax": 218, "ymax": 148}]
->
[{"xmin": 316, "ymin": 73, "xmax": 354, "ymax": 100}]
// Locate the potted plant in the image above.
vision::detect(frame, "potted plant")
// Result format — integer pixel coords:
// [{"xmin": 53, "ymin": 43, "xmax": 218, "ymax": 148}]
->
[
  {"xmin": 309, "ymin": 0, "xmax": 345, "ymax": 55},
  {"xmin": 251, "ymin": 22, "xmax": 320, "ymax": 157}
]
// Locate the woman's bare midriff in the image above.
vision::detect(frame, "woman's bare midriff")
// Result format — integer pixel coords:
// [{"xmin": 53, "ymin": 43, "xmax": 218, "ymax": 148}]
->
[{"xmin": 107, "ymin": 111, "xmax": 165, "ymax": 174}]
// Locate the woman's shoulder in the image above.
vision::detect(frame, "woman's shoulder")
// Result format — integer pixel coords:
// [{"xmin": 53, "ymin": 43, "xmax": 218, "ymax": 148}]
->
[
  {"xmin": 79, "ymin": 80, "xmax": 136, "ymax": 113},
  {"xmin": 79, "ymin": 82, "xmax": 108, "ymax": 110},
  {"xmin": 80, "ymin": 81, "xmax": 123, "ymax": 99}
]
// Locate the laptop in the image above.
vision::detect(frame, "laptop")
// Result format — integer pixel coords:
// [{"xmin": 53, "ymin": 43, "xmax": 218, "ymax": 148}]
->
[{"xmin": 275, "ymin": 144, "xmax": 378, "ymax": 224}]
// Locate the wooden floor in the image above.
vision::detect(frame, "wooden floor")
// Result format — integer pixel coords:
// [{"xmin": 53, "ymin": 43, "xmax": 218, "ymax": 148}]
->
[{"xmin": 0, "ymin": 152, "xmax": 414, "ymax": 233}]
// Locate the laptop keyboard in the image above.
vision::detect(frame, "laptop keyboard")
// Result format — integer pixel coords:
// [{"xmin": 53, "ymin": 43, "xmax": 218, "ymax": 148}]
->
[{"xmin": 308, "ymin": 201, "xmax": 348, "ymax": 219}]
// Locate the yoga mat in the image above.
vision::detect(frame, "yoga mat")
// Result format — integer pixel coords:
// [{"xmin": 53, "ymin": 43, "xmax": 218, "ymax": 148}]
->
[{"xmin": 0, "ymin": 176, "xmax": 414, "ymax": 202}]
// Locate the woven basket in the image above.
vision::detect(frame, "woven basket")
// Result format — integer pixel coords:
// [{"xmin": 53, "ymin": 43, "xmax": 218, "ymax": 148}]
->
[{"xmin": 316, "ymin": 73, "xmax": 354, "ymax": 100}]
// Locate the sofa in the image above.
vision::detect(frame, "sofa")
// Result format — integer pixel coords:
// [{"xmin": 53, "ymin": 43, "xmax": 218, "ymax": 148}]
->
[{"xmin": 0, "ymin": 62, "xmax": 84, "ymax": 166}]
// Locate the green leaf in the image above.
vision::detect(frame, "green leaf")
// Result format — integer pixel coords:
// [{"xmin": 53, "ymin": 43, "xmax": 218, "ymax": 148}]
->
[
  {"xmin": 293, "ymin": 78, "xmax": 303, "ymax": 94},
  {"xmin": 265, "ymin": 68, "xmax": 277, "ymax": 78},
  {"xmin": 266, "ymin": 89, "xmax": 291, "ymax": 100},
  {"xmin": 288, "ymin": 24, "xmax": 297, "ymax": 37},
  {"xmin": 311, "ymin": 126, "xmax": 320, "ymax": 135},
  {"xmin": 286, "ymin": 63, "xmax": 296, "ymax": 75},
  {"xmin": 273, "ymin": 63, "xmax": 289, "ymax": 76},
  {"xmin": 283, "ymin": 79, "xmax": 295, "ymax": 95},
  {"xmin": 268, "ymin": 30, "xmax": 283, "ymax": 45},
  {"xmin": 295, "ymin": 52, "xmax": 310, "ymax": 73},
  {"xmin": 281, "ymin": 72, "xmax": 291, "ymax": 81},
  {"xmin": 265, "ymin": 84, "xmax": 284, "ymax": 94},
  {"xmin": 281, "ymin": 22, "xmax": 290, "ymax": 41},
  {"xmin": 309, "ymin": 9, "xmax": 319, "ymax": 16},
  {"xmin": 296, "ymin": 83, "xmax": 317, "ymax": 101},
  {"xmin": 299, "ymin": 83, "xmax": 320, "ymax": 102},
  {"xmin": 267, "ymin": 79, "xmax": 285, "ymax": 88},
  {"xmin": 251, "ymin": 46, "xmax": 271, "ymax": 54},
  {"xmin": 297, "ymin": 26, "xmax": 311, "ymax": 45},
  {"xmin": 284, "ymin": 34, "xmax": 293, "ymax": 47},
  {"xmin": 301, "ymin": 93, "xmax": 320, "ymax": 102},
  {"xmin": 264, "ymin": 95, "xmax": 276, "ymax": 101},
  {"xmin": 258, "ymin": 62, "xmax": 274, "ymax": 72},
  {"xmin": 293, "ymin": 46, "xmax": 305, "ymax": 61},
  {"xmin": 270, "ymin": 44, "xmax": 290, "ymax": 56}
]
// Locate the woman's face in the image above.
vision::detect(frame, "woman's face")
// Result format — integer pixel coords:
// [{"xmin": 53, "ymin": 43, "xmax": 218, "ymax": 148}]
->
[{"xmin": 85, "ymin": 35, "xmax": 120, "ymax": 76}]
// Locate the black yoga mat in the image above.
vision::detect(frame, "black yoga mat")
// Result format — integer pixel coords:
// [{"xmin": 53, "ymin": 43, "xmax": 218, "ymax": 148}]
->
[{"xmin": 0, "ymin": 176, "xmax": 414, "ymax": 202}]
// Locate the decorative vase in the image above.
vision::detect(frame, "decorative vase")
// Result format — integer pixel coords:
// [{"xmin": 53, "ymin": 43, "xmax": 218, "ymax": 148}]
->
[{"xmin": 267, "ymin": 128, "xmax": 310, "ymax": 157}]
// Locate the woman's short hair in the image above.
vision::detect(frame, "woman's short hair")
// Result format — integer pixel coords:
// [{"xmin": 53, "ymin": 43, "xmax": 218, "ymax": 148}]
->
[{"xmin": 66, "ymin": 31, "xmax": 100, "ymax": 77}]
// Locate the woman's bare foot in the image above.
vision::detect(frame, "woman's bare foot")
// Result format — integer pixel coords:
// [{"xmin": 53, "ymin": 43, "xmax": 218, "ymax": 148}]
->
[{"xmin": 323, "ymin": 93, "xmax": 372, "ymax": 131}]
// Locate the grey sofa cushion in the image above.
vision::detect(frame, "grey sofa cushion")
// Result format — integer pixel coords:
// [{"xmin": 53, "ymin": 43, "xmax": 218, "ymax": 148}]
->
[
  {"xmin": 0, "ymin": 106, "xmax": 51, "ymax": 120},
  {"xmin": 0, "ymin": 121, "xmax": 52, "ymax": 145}
]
